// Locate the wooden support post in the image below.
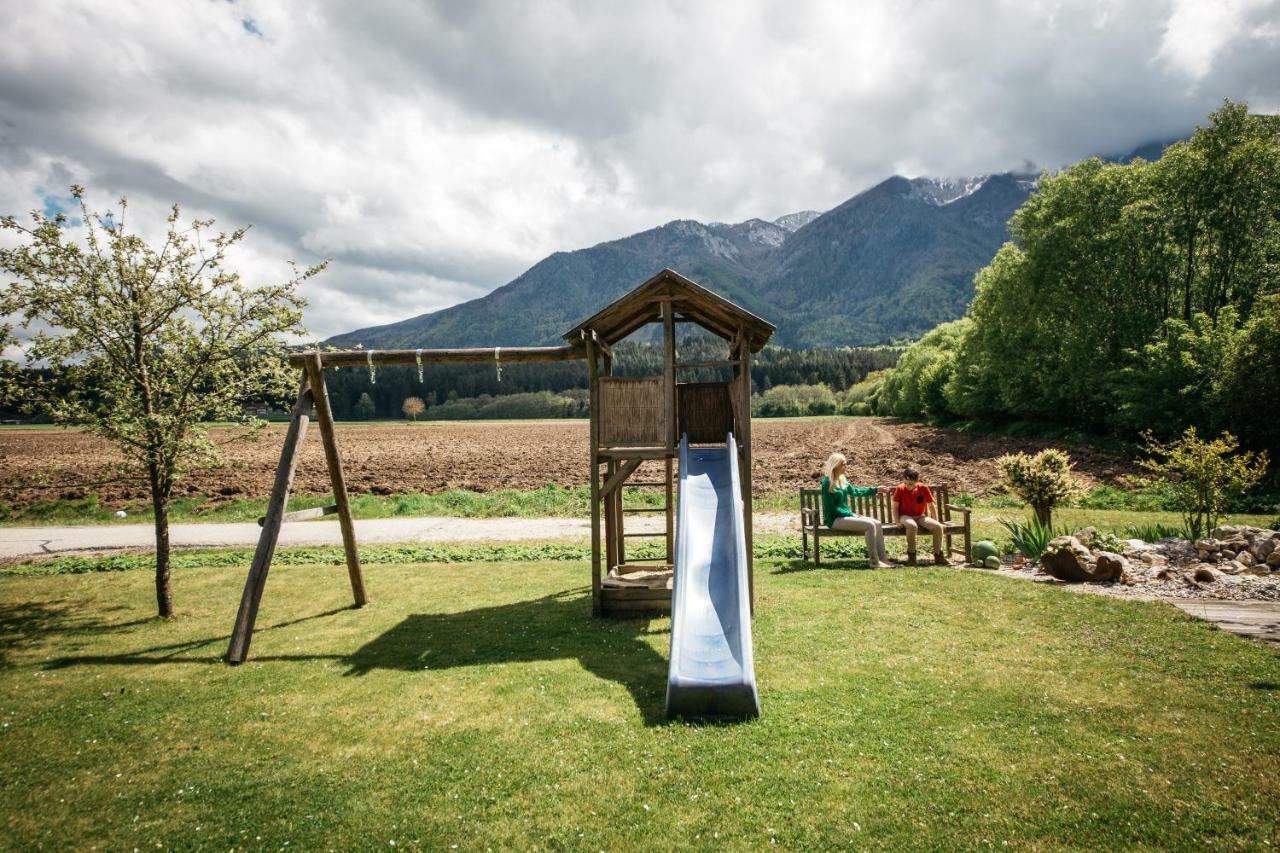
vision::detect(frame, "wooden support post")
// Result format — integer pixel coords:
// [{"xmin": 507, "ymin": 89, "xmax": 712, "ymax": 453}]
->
[
  {"xmin": 602, "ymin": 352, "xmax": 621, "ymax": 574},
  {"xmin": 227, "ymin": 372, "xmax": 312, "ymax": 664},
  {"xmin": 305, "ymin": 353, "xmax": 367, "ymax": 608},
  {"xmin": 586, "ymin": 333, "xmax": 602, "ymax": 615},
  {"xmin": 662, "ymin": 299, "xmax": 676, "ymax": 449},
  {"xmin": 605, "ymin": 458, "xmax": 617, "ymax": 575},
  {"xmin": 665, "ymin": 456, "xmax": 675, "ymax": 565},
  {"xmin": 736, "ymin": 335, "xmax": 756, "ymax": 614}
]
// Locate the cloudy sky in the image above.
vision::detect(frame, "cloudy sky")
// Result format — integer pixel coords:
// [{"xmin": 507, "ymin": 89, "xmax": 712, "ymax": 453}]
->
[{"xmin": 2, "ymin": 0, "xmax": 1278, "ymax": 340}]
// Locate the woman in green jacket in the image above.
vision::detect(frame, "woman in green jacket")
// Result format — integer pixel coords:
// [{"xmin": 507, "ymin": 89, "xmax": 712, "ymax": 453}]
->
[{"xmin": 820, "ymin": 452, "xmax": 892, "ymax": 568}]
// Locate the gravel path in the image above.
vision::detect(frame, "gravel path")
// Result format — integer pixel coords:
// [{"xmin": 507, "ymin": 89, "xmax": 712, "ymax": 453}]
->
[{"xmin": 0, "ymin": 513, "xmax": 799, "ymax": 560}]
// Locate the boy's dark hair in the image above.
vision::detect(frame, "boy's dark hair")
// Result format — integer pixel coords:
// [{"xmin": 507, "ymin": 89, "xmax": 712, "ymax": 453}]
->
[{"xmin": 903, "ymin": 466, "xmax": 920, "ymax": 481}]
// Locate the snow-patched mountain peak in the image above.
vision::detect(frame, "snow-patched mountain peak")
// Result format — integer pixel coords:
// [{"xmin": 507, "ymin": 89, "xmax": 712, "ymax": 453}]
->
[
  {"xmin": 906, "ymin": 176, "xmax": 989, "ymax": 206},
  {"xmin": 773, "ymin": 210, "xmax": 822, "ymax": 232}
]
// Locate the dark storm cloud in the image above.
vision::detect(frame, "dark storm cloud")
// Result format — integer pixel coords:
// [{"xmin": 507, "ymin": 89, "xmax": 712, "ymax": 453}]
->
[{"xmin": 1, "ymin": 0, "xmax": 1277, "ymax": 340}]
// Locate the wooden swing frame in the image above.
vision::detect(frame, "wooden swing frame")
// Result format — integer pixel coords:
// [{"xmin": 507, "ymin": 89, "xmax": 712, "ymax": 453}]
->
[{"xmin": 225, "ymin": 344, "xmax": 587, "ymax": 664}]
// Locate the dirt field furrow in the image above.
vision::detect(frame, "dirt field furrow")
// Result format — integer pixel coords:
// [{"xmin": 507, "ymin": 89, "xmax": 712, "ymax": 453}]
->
[{"xmin": 0, "ymin": 418, "xmax": 1135, "ymax": 505}]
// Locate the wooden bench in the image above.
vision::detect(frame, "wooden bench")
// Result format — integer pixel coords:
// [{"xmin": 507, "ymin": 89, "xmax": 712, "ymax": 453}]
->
[{"xmin": 799, "ymin": 485, "xmax": 971, "ymax": 566}]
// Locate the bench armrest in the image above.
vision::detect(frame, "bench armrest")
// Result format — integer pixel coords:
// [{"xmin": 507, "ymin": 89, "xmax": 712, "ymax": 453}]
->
[
  {"xmin": 945, "ymin": 504, "xmax": 972, "ymax": 516},
  {"xmin": 800, "ymin": 507, "xmax": 818, "ymax": 525}
]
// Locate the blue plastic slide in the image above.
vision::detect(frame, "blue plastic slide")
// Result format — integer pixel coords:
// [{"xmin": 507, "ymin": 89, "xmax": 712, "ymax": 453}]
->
[{"xmin": 665, "ymin": 433, "xmax": 761, "ymax": 720}]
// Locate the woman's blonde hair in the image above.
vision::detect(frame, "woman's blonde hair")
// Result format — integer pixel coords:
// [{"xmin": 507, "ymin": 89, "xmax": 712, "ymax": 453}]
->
[{"xmin": 822, "ymin": 452, "xmax": 848, "ymax": 489}]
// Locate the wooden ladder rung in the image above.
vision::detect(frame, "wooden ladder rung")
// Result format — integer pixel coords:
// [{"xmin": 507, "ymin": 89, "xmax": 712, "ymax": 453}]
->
[
  {"xmin": 626, "ymin": 481, "xmax": 669, "ymax": 487},
  {"xmin": 623, "ymin": 532, "xmax": 665, "ymax": 538},
  {"xmin": 622, "ymin": 507, "xmax": 666, "ymax": 514},
  {"xmin": 622, "ymin": 556, "xmax": 670, "ymax": 562}
]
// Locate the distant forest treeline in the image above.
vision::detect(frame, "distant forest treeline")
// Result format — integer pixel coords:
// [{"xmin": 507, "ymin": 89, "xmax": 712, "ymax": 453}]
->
[{"xmin": 323, "ymin": 338, "xmax": 899, "ymax": 420}]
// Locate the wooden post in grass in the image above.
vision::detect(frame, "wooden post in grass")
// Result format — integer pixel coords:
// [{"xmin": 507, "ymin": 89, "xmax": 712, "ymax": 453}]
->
[
  {"xmin": 227, "ymin": 371, "xmax": 312, "ymax": 664},
  {"xmin": 586, "ymin": 332, "xmax": 602, "ymax": 615},
  {"xmin": 305, "ymin": 352, "xmax": 367, "ymax": 608}
]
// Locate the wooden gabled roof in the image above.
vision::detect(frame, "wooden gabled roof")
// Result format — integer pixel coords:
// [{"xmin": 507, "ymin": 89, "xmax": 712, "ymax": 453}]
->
[{"xmin": 562, "ymin": 268, "xmax": 776, "ymax": 352}]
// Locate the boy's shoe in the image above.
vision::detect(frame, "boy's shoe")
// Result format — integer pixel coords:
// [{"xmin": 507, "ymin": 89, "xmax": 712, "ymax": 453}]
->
[
  {"xmin": 904, "ymin": 551, "xmax": 917, "ymax": 566},
  {"xmin": 933, "ymin": 552, "xmax": 949, "ymax": 566}
]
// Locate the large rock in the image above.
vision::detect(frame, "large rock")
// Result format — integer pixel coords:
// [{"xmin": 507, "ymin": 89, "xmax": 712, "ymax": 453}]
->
[
  {"xmin": 1252, "ymin": 538, "xmax": 1275, "ymax": 561},
  {"xmin": 1212, "ymin": 525, "xmax": 1241, "ymax": 540},
  {"xmin": 1094, "ymin": 552, "xmax": 1129, "ymax": 581},
  {"xmin": 1041, "ymin": 537, "xmax": 1123, "ymax": 582},
  {"xmin": 1267, "ymin": 551, "xmax": 1280, "ymax": 568},
  {"xmin": 1237, "ymin": 550, "xmax": 1256, "ymax": 568}
]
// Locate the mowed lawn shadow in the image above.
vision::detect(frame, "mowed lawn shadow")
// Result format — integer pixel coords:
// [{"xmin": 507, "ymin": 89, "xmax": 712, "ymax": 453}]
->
[
  {"xmin": 344, "ymin": 589, "xmax": 671, "ymax": 724},
  {"xmin": 34, "ymin": 588, "xmax": 671, "ymax": 724}
]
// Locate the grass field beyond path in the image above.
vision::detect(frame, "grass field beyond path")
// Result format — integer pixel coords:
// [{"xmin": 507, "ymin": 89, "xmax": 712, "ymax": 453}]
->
[{"xmin": 2, "ymin": 559, "xmax": 1279, "ymax": 848}]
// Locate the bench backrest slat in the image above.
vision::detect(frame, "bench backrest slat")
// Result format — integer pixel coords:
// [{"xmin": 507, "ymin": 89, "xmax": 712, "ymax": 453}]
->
[{"xmin": 801, "ymin": 484, "xmax": 952, "ymax": 525}]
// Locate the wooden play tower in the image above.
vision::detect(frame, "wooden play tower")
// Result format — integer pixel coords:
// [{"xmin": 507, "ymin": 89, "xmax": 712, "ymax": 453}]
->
[
  {"xmin": 568, "ymin": 269, "xmax": 775, "ymax": 615},
  {"xmin": 226, "ymin": 268, "xmax": 774, "ymax": 663}
]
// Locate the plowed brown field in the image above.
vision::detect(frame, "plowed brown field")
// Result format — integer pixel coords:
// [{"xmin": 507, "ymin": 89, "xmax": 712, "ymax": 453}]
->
[{"xmin": 0, "ymin": 418, "xmax": 1135, "ymax": 506}]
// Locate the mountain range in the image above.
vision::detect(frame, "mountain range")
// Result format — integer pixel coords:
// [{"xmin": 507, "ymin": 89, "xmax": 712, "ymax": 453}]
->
[{"xmin": 328, "ymin": 172, "xmax": 1039, "ymax": 349}]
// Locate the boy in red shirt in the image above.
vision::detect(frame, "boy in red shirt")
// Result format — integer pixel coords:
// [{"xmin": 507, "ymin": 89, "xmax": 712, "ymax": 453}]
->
[{"xmin": 891, "ymin": 467, "xmax": 947, "ymax": 565}]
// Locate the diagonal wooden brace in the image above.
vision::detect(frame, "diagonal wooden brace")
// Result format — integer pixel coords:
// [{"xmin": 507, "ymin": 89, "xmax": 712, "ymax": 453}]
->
[{"xmin": 226, "ymin": 372, "xmax": 312, "ymax": 664}]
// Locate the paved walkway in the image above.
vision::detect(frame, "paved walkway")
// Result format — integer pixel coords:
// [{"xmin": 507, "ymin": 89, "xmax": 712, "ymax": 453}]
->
[
  {"xmin": 0, "ymin": 513, "xmax": 798, "ymax": 560},
  {"xmin": 1170, "ymin": 599, "xmax": 1280, "ymax": 649}
]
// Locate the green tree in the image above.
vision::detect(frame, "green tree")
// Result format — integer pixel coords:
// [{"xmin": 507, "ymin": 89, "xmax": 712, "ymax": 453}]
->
[
  {"xmin": 1213, "ymin": 295, "xmax": 1280, "ymax": 454},
  {"xmin": 1137, "ymin": 428, "xmax": 1269, "ymax": 541},
  {"xmin": 354, "ymin": 392, "xmax": 376, "ymax": 420},
  {"xmin": 1111, "ymin": 309, "xmax": 1241, "ymax": 437},
  {"xmin": 0, "ymin": 188, "xmax": 319, "ymax": 616}
]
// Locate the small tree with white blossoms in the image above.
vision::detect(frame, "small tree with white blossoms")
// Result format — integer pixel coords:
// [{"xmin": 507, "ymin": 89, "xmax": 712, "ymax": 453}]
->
[{"xmin": 0, "ymin": 187, "xmax": 324, "ymax": 616}]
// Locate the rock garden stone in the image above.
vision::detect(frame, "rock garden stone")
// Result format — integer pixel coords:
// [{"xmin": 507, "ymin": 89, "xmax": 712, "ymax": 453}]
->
[
  {"xmin": 1192, "ymin": 565, "xmax": 1218, "ymax": 583},
  {"xmin": 1237, "ymin": 551, "xmax": 1255, "ymax": 568}
]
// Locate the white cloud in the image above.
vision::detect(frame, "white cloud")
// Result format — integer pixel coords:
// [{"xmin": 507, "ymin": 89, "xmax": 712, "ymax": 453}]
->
[{"xmin": 1, "ymin": 0, "xmax": 1278, "ymax": 339}]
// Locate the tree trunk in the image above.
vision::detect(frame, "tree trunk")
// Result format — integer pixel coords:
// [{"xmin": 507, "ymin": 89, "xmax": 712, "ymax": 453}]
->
[
  {"xmin": 1033, "ymin": 503, "xmax": 1052, "ymax": 528},
  {"xmin": 149, "ymin": 465, "xmax": 174, "ymax": 618}
]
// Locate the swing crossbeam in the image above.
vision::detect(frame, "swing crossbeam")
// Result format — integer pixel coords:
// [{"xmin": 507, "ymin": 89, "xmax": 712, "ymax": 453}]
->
[{"xmin": 287, "ymin": 345, "xmax": 583, "ymax": 369}]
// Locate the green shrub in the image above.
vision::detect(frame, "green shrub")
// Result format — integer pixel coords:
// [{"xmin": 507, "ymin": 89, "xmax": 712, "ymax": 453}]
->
[
  {"xmin": 1124, "ymin": 522, "xmax": 1188, "ymax": 542},
  {"xmin": 999, "ymin": 515, "xmax": 1066, "ymax": 560},
  {"xmin": 996, "ymin": 449, "xmax": 1080, "ymax": 527},
  {"xmin": 1137, "ymin": 428, "xmax": 1269, "ymax": 541}
]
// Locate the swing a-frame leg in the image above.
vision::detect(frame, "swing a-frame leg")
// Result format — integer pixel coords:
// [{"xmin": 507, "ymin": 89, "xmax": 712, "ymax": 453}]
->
[{"xmin": 226, "ymin": 359, "xmax": 370, "ymax": 664}]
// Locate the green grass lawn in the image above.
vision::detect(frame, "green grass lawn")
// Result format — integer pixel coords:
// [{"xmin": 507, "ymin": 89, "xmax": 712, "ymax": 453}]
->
[{"xmin": 2, "ymin": 556, "xmax": 1278, "ymax": 848}]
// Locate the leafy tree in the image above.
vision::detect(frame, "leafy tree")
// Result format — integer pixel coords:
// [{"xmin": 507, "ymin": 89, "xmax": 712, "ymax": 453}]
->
[
  {"xmin": 1137, "ymin": 428, "xmax": 1269, "ymax": 541},
  {"xmin": 401, "ymin": 396, "xmax": 425, "ymax": 420},
  {"xmin": 354, "ymin": 392, "xmax": 376, "ymax": 420},
  {"xmin": 870, "ymin": 99, "xmax": 1280, "ymax": 450},
  {"xmin": 1214, "ymin": 294, "xmax": 1280, "ymax": 454},
  {"xmin": 996, "ymin": 449, "xmax": 1080, "ymax": 527},
  {"xmin": 752, "ymin": 384, "xmax": 837, "ymax": 417},
  {"xmin": 0, "ymin": 187, "xmax": 318, "ymax": 616},
  {"xmin": 872, "ymin": 319, "xmax": 966, "ymax": 420},
  {"xmin": 1111, "ymin": 309, "xmax": 1241, "ymax": 437}
]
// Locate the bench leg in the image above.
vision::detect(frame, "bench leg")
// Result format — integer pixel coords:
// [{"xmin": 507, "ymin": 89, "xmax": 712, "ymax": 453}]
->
[
  {"xmin": 813, "ymin": 529, "xmax": 821, "ymax": 567},
  {"xmin": 802, "ymin": 523, "xmax": 809, "ymax": 561}
]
